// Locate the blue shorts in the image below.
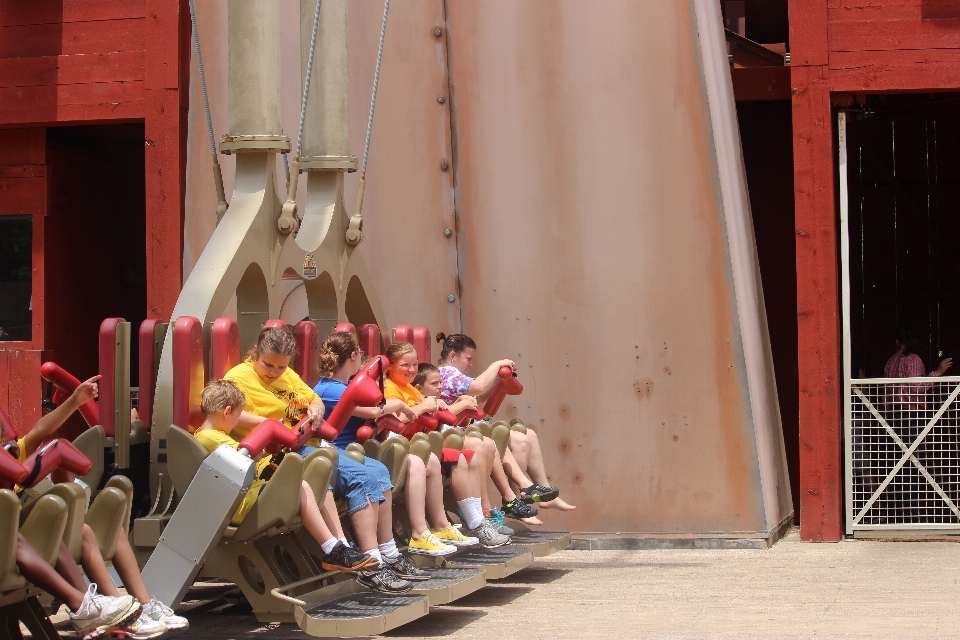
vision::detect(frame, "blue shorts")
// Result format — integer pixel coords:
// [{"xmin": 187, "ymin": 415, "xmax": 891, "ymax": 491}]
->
[{"xmin": 298, "ymin": 446, "xmax": 394, "ymax": 515}]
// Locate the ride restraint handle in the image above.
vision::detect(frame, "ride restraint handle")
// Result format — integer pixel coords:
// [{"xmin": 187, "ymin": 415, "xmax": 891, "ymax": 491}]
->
[
  {"xmin": 0, "ymin": 446, "xmax": 28, "ymax": 487},
  {"xmin": 483, "ymin": 367, "xmax": 524, "ymax": 417},
  {"xmin": 456, "ymin": 408, "xmax": 485, "ymax": 427},
  {"xmin": 39, "ymin": 362, "xmax": 100, "ymax": 427},
  {"xmin": 237, "ymin": 419, "xmax": 299, "ymax": 458},
  {"xmin": 20, "ymin": 439, "xmax": 93, "ymax": 488}
]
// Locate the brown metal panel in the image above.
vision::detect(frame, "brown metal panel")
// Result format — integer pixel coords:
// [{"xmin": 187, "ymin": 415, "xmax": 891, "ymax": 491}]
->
[
  {"xmin": 443, "ymin": 0, "xmax": 775, "ymax": 534},
  {"xmin": 342, "ymin": 0, "xmax": 460, "ymax": 335}
]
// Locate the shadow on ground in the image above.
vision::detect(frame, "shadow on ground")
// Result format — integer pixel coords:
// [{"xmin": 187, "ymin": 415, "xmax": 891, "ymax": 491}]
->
[
  {"xmin": 494, "ymin": 567, "xmax": 571, "ymax": 585},
  {"xmin": 383, "ymin": 607, "xmax": 487, "ymax": 637},
  {"xmin": 442, "ymin": 585, "xmax": 533, "ymax": 608}
]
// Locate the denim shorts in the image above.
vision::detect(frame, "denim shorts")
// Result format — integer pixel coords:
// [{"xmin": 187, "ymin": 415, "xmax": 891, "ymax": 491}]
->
[{"xmin": 298, "ymin": 446, "xmax": 394, "ymax": 515}]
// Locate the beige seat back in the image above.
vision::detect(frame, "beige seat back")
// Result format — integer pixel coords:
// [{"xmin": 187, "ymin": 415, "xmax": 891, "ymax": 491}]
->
[
  {"xmin": 409, "ymin": 436, "xmax": 433, "ymax": 466},
  {"xmin": 442, "ymin": 431, "xmax": 465, "ymax": 451},
  {"xmin": 166, "ymin": 425, "xmax": 210, "ymax": 498},
  {"xmin": 426, "ymin": 432, "xmax": 443, "ymax": 459},
  {"xmin": 42, "ymin": 483, "xmax": 87, "ymax": 563},
  {"xmin": 302, "ymin": 451, "xmax": 334, "ymax": 503},
  {"xmin": 509, "ymin": 418, "xmax": 528, "ymax": 434},
  {"xmin": 19, "ymin": 494, "xmax": 68, "ymax": 567},
  {"xmin": 363, "ymin": 439, "xmax": 381, "ymax": 461},
  {"xmin": 233, "ymin": 452, "xmax": 304, "ymax": 543},
  {"xmin": 72, "ymin": 425, "xmax": 107, "ymax": 490},
  {"xmin": 103, "ymin": 475, "xmax": 134, "ymax": 534},
  {"xmin": 344, "ymin": 443, "xmax": 366, "ymax": 465},
  {"xmin": 306, "ymin": 447, "xmax": 338, "ymax": 488},
  {"xmin": 379, "ymin": 439, "xmax": 409, "ymax": 494},
  {"xmin": 0, "ymin": 490, "xmax": 19, "ymax": 584},
  {"xmin": 84, "ymin": 487, "xmax": 128, "ymax": 562}
]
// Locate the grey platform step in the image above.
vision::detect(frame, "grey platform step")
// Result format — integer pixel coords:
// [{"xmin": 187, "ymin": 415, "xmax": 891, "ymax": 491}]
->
[
  {"xmin": 508, "ymin": 530, "xmax": 572, "ymax": 557},
  {"xmin": 411, "ymin": 545, "xmax": 533, "ymax": 579},
  {"xmin": 409, "ymin": 566, "xmax": 485, "ymax": 605},
  {"xmin": 293, "ymin": 586, "xmax": 428, "ymax": 637}
]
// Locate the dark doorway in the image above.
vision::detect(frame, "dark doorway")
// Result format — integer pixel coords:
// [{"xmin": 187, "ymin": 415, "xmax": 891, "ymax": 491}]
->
[
  {"xmin": 844, "ymin": 95, "xmax": 960, "ymax": 380},
  {"xmin": 45, "ymin": 124, "xmax": 146, "ymax": 439},
  {"xmin": 737, "ymin": 101, "xmax": 800, "ymax": 522}
]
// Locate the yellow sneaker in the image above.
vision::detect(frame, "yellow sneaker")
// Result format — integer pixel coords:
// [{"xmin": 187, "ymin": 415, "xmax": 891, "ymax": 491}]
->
[
  {"xmin": 407, "ymin": 530, "xmax": 457, "ymax": 556},
  {"xmin": 432, "ymin": 524, "xmax": 479, "ymax": 547}
]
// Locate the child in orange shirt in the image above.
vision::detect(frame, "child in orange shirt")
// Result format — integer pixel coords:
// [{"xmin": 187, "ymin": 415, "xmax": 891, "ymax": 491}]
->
[{"xmin": 384, "ymin": 342, "xmax": 510, "ymax": 548}]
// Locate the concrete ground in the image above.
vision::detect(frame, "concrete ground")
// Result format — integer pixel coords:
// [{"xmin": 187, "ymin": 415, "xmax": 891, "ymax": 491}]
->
[{"xmin": 45, "ymin": 528, "xmax": 960, "ymax": 638}]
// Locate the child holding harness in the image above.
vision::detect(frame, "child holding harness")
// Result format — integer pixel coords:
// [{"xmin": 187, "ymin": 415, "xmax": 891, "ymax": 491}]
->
[
  {"xmin": 382, "ymin": 342, "xmax": 511, "ymax": 549},
  {"xmin": 2, "ymin": 379, "xmax": 181, "ymax": 638},
  {"xmin": 193, "ymin": 380, "xmax": 380, "ymax": 575},
  {"xmin": 414, "ymin": 363, "xmax": 540, "ymax": 532},
  {"xmin": 436, "ymin": 332, "xmax": 575, "ymax": 512},
  {"xmin": 223, "ymin": 327, "xmax": 415, "ymax": 593}
]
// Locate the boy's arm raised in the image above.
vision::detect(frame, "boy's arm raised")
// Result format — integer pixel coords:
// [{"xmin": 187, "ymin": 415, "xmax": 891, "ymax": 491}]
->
[{"xmin": 21, "ymin": 375, "xmax": 100, "ymax": 458}]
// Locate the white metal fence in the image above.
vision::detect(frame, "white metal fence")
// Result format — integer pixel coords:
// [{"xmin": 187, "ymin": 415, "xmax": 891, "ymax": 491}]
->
[{"xmin": 847, "ymin": 376, "xmax": 960, "ymax": 531}]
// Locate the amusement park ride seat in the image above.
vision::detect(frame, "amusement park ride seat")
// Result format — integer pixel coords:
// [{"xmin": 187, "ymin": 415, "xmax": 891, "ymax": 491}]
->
[
  {"xmin": 0, "ymin": 446, "xmax": 78, "ymax": 639},
  {"xmin": 149, "ymin": 422, "xmax": 432, "ymax": 635}
]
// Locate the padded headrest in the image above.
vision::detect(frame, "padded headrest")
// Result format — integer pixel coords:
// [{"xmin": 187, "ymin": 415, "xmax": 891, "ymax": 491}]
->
[
  {"xmin": 166, "ymin": 425, "xmax": 210, "ymax": 498},
  {"xmin": 0, "ymin": 490, "xmax": 19, "ymax": 581}
]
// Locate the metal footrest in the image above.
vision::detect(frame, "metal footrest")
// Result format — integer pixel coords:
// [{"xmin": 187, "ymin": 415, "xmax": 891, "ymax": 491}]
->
[
  {"xmin": 294, "ymin": 589, "xmax": 428, "ymax": 637},
  {"xmin": 508, "ymin": 530, "xmax": 571, "ymax": 557},
  {"xmin": 411, "ymin": 545, "xmax": 533, "ymax": 579},
  {"xmin": 409, "ymin": 566, "xmax": 485, "ymax": 605}
]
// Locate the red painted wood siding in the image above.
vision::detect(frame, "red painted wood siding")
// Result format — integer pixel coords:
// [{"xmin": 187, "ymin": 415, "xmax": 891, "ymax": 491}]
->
[
  {"xmin": 827, "ymin": 0, "xmax": 960, "ymax": 92},
  {"xmin": 0, "ymin": 2, "xmax": 149, "ymax": 125},
  {"xmin": 790, "ymin": 0, "xmax": 960, "ymax": 541},
  {"xmin": 0, "ymin": 0, "xmax": 187, "ymax": 432}
]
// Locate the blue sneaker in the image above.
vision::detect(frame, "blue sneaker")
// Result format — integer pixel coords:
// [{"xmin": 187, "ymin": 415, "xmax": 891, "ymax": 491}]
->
[{"xmin": 487, "ymin": 508, "xmax": 515, "ymax": 536}]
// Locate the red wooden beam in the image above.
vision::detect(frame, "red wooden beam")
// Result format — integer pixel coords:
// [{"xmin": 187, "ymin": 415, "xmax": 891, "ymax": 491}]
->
[
  {"xmin": 143, "ymin": 0, "xmax": 189, "ymax": 321},
  {"xmin": 791, "ymin": 63, "xmax": 843, "ymax": 542}
]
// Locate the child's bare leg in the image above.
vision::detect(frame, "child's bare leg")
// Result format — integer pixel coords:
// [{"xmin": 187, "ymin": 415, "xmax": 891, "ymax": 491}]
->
[
  {"xmin": 320, "ymin": 490, "xmax": 345, "ymax": 539},
  {"xmin": 491, "ymin": 445, "xmax": 542, "ymax": 525},
  {"xmin": 349, "ymin": 501, "xmax": 379, "ymax": 553},
  {"xmin": 491, "ymin": 447, "xmax": 523, "ymax": 502},
  {"xmin": 56, "ymin": 541, "xmax": 87, "ymax": 592},
  {"xmin": 503, "ymin": 447, "xmax": 537, "ymax": 489},
  {"xmin": 80, "ymin": 525, "xmax": 118, "ymax": 597},
  {"xmin": 507, "ymin": 432, "xmax": 531, "ymax": 483},
  {"xmin": 111, "ymin": 529, "xmax": 152, "ymax": 603},
  {"xmin": 405, "ymin": 454, "xmax": 429, "ymax": 538},
  {"xmin": 18, "ymin": 534, "xmax": 84, "ymax": 612},
  {"xmin": 464, "ymin": 436, "xmax": 494, "ymax": 510},
  {"xmin": 299, "ymin": 481, "xmax": 338, "ymax": 546},
  {"xmin": 510, "ymin": 430, "xmax": 577, "ymax": 511},
  {"xmin": 376, "ymin": 491, "xmax": 393, "ymax": 544},
  {"xmin": 426, "ymin": 453, "xmax": 450, "ymax": 531}
]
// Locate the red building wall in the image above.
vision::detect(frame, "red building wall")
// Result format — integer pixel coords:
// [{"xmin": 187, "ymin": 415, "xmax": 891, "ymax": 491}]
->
[
  {"xmin": 0, "ymin": 0, "xmax": 188, "ymax": 434},
  {"xmin": 789, "ymin": 0, "xmax": 960, "ymax": 541}
]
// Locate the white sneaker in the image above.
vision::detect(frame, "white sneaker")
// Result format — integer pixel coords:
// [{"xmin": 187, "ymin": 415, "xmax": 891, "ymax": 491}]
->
[
  {"xmin": 69, "ymin": 583, "xmax": 142, "ymax": 638},
  {"xmin": 125, "ymin": 610, "xmax": 167, "ymax": 639},
  {"xmin": 142, "ymin": 598, "xmax": 189, "ymax": 630}
]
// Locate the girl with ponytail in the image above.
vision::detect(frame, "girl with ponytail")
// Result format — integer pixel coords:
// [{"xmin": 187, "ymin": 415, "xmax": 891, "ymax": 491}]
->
[{"xmin": 436, "ymin": 332, "xmax": 576, "ymax": 513}]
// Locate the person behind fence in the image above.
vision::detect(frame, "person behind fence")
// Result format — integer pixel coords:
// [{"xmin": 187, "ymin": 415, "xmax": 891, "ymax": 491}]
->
[{"xmin": 883, "ymin": 323, "xmax": 953, "ymax": 520}]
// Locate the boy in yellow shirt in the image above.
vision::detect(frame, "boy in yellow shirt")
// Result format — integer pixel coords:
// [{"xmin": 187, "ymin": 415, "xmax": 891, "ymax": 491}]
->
[{"xmin": 194, "ymin": 380, "xmax": 379, "ymax": 575}]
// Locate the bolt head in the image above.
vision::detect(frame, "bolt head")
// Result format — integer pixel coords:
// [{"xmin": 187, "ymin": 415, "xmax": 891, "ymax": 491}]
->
[
  {"xmin": 434, "ymin": 27, "xmax": 442, "ymax": 36},
  {"xmin": 444, "ymin": 228, "xmax": 452, "ymax": 237},
  {"xmin": 440, "ymin": 161, "xmax": 449, "ymax": 170},
  {"xmin": 447, "ymin": 294, "xmax": 456, "ymax": 302},
  {"xmin": 437, "ymin": 95, "xmax": 446, "ymax": 103}
]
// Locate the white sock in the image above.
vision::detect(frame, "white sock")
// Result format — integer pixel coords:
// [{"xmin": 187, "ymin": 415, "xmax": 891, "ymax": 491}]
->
[
  {"xmin": 339, "ymin": 537, "xmax": 349, "ymax": 547},
  {"xmin": 379, "ymin": 539, "xmax": 400, "ymax": 559},
  {"xmin": 320, "ymin": 538, "xmax": 339, "ymax": 555},
  {"xmin": 459, "ymin": 497, "xmax": 484, "ymax": 530},
  {"xmin": 365, "ymin": 548, "xmax": 382, "ymax": 565}
]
